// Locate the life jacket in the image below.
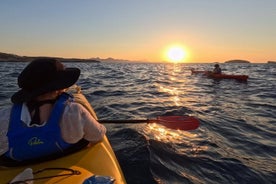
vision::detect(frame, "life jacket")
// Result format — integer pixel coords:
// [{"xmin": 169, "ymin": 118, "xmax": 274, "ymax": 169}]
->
[{"xmin": 5, "ymin": 93, "xmax": 74, "ymax": 161}]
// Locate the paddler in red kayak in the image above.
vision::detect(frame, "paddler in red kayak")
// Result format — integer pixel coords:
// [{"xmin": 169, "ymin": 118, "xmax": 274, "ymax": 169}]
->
[{"xmin": 213, "ymin": 64, "xmax": 222, "ymax": 74}]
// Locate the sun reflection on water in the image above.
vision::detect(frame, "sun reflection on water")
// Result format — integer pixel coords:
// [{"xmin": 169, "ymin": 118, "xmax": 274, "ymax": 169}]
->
[
  {"xmin": 145, "ymin": 123, "xmax": 197, "ymax": 143},
  {"xmin": 141, "ymin": 123, "xmax": 208, "ymax": 156},
  {"xmin": 159, "ymin": 86, "xmax": 179, "ymax": 96},
  {"xmin": 146, "ymin": 64, "xmax": 208, "ymax": 155}
]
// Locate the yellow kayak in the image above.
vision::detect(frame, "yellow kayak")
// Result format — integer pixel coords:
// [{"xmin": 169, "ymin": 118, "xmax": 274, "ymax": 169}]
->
[{"xmin": 0, "ymin": 91, "xmax": 126, "ymax": 184}]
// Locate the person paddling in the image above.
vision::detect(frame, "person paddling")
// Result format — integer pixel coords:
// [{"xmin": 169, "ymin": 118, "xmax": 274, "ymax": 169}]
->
[
  {"xmin": 213, "ymin": 64, "xmax": 222, "ymax": 74},
  {"xmin": 0, "ymin": 58, "xmax": 106, "ymax": 165}
]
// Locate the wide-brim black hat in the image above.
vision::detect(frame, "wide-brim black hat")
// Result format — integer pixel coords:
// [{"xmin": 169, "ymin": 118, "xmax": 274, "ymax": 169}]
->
[{"xmin": 11, "ymin": 58, "xmax": 80, "ymax": 103}]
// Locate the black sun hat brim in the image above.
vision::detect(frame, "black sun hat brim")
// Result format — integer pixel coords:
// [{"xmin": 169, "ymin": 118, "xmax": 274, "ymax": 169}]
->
[{"xmin": 11, "ymin": 68, "xmax": 80, "ymax": 103}]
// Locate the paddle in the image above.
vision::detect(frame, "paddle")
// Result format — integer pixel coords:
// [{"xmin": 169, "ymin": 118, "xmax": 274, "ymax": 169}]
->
[
  {"xmin": 98, "ymin": 116, "xmax": 200, "ymax": 131},
  {"xmin": 72, "ymin": 92, "xmax": 200, "ymax": 131}
]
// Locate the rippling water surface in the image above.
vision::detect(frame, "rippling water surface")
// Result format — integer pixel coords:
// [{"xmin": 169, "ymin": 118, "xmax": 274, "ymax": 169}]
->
[{"xmin": 0, "ymin": 62, "xmax": 275, "ymax": 184}]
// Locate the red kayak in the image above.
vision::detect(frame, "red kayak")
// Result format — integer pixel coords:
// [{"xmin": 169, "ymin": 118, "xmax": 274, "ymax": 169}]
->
[{"xmin": 191, "ymin": 69, "xmax": 248, "ymax": 81}]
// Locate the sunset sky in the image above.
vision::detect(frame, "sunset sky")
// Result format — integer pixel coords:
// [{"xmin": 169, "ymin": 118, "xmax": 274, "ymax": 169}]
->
[{"xmin": 0, "ymin": 0, "xmax": 275, "ymax": 63}]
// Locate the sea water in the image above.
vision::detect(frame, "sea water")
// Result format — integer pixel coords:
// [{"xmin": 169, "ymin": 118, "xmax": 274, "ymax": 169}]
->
[{"xmin": 0, "ymin": 62, "xmax": 275, "ymax": 184}]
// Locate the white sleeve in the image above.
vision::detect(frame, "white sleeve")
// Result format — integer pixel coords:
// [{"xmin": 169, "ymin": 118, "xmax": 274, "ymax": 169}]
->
[
  {"xmin": 60, "ymin": 102, "xmax": 106, "ymax": 144},
  {"xmin": 0, "ymin": 107, "xmax": 12, "ymax": 155}
]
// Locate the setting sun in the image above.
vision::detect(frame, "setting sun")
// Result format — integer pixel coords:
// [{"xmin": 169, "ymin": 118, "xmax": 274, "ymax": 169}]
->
[{"xmin": 166, "ymin": 46, "xmax": 187, "ymax": 63}]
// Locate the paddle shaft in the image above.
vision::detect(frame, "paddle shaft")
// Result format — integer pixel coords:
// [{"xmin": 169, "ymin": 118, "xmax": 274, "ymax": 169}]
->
[{"xmin": 98, "ymin": 119, "xmax": 151, "ymax": 124}]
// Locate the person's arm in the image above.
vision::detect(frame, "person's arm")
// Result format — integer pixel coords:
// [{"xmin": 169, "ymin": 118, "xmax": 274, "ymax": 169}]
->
[
  {"xmin": 60, "ymin": 103, "xmax": 106, "ymax": 144},
  {"xmin": 0, "ymin": 107, "xmax": 11, "ymax": 156},
  {"xmin": 80, "ymin": 106, "xmax": 106, "ymax": 143}
]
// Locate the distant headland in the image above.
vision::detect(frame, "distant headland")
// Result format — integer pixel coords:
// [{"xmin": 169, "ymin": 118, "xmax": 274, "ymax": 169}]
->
[
  {"xmin": 224, "ymin": 59, "xmax": 250, "ymax": 63},
  {"xmin": 1, "ymin": 52, "xmax": 274, "ymax": 64},
  {"xmin": 0, "ymin": 52, "xmax": 143, "ymax": 63},
  {"xmin": 0, "ymin": 52, "xmax": 100, "ymax": 63}
]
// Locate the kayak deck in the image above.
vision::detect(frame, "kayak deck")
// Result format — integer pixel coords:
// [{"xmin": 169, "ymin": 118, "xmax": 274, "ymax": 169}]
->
[{"xmin": 0, "ymin": 136, "xmax": 126, "ymax": 184}]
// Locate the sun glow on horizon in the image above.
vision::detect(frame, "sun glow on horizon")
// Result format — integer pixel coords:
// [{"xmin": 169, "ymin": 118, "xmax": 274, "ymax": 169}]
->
[{"xmin": 165, "ymin": 45, "xmax": 188, "ymax": 63}]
